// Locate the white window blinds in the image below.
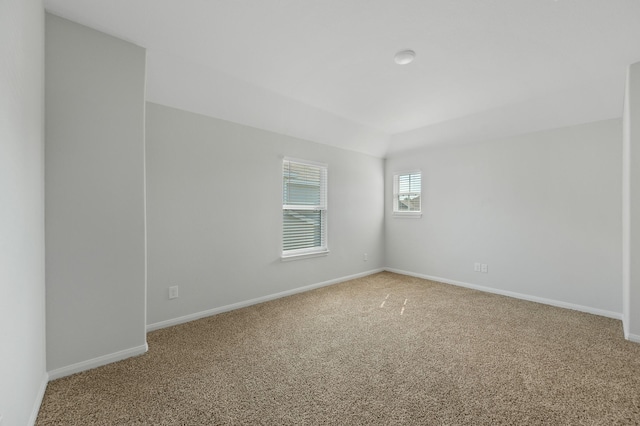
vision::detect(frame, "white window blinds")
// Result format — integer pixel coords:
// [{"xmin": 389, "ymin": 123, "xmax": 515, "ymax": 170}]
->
[
  {"xmin": 282, "ymin": 158, "xmax": 328, "ymax": 257},
  {"xmin": 393, "ymin": 171, "xmax": 421, "ymax": 213}
]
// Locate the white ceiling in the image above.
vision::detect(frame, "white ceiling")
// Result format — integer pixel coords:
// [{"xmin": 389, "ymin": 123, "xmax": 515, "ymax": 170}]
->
[{"xmin": 44, "ymin": 0, "xmax": 640, "ymax": 158}]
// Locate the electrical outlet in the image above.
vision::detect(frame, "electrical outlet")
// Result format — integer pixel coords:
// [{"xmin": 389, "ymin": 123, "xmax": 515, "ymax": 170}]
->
[
  {"xmin": 474, "ymin": 263, "xmax": 481, "ymax": 272},
  {"xmin": 363, "ymin": 253, "xmax": 368, "ymax": 261},
  {"xmin": 169, "ymin": 286, "xmax": 179, "ymax": 299},
  {"xmin": 481, "ymin": 264, "xmax": 488, "ymax": 273}
]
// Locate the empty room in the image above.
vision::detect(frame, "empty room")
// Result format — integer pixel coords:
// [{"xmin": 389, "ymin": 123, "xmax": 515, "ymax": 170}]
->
[{"xmin": 3, "ymin": 0, "xmax": 640, "ymax": 424}]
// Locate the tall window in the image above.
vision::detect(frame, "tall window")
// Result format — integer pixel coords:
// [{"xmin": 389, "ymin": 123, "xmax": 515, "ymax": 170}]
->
[
  {"xmin": 393, "ymin": 171, "xmax": 421, "ymax": 216},
  {"xmin": 282, "ymin": 158, "xmax": 328, "ymax": 258}
]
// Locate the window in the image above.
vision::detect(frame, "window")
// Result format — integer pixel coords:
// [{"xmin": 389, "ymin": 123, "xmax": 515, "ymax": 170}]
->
[
  {"xmin": 393, "ymin": 171, "xmax": 421, "ymax": 217},
  {"xmin": 282, "ymin": 158, "xmax": 328, "ymax": 258}
]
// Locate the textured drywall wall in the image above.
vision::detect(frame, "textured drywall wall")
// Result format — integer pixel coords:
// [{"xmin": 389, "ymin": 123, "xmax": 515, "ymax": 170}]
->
[
  {"xmin": 45, "ymin": 13, "xmax": 147, "ymax": 373},
  {"xmin": 623, "ymin": 61, "xmax": 640, "ymax": 341},
  {"xmin": 0, "ymin": 0, "xmax": 47, "ymax": 424},
  {"xmin": 386, "ymin": 119, "xmax": 622, "ymax": 317},
  {"xmin": 145, "ymin": 102, "xmax": 385, "ymax": 326}
]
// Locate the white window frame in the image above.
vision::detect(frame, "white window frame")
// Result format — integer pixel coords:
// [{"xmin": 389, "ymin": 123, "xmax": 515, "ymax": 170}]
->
[
  {"xmin": 393, "ymin": 170, "xmax": 422, "ymax": 218},
  {"xmin": 282, "ymin": 157, "xmax": 329, "ymax": 260}
]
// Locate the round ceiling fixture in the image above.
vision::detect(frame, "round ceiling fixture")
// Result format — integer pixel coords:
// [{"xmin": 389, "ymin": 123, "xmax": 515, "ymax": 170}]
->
[{"xmin": 394, "ymin": 49, "xmax": 416, "ymax": 65}]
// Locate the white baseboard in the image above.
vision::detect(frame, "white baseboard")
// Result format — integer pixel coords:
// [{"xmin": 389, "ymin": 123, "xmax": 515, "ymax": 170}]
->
[
  {"xmin": 48, "ymin": 343, "xmax": 148, "ymax": 381},
  {"xmin": 147, "ymin": 268, "xmax": 385, "ymax": 332},
  {"xmin": 622, "ymin": 317, "xmax": 640, "ymax": 343},
  {"xmin": 28, "ymin": 372, "xmax": 49, "ymax": 426},
  {"xmin": 625, "ymin": 332, "xmax": 640, "ymax": 343},
  {"xmin": 385, "ymin": 268, "xmax": 623, "ymax": 320}
]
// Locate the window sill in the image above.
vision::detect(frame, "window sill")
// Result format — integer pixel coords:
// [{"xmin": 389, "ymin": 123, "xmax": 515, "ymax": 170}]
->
[
  {"xmin": 281, "ymin": 250, "xmax": 330, "ymax": 262},
  {"xmin": 393, "ymin": 212, "xmax": 422, "ymax": 219}
]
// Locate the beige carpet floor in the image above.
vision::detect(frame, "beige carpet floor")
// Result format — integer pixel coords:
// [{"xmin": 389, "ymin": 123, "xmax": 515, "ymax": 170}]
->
[{"xmin": 37, "ymin": 272, "xmax": 640, "ymax": 425}]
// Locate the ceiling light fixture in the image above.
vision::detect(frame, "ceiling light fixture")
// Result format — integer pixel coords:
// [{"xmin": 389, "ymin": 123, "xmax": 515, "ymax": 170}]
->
[{"xmin": 394, "ymin": 49, "xmax": 416, "ymax": 65}]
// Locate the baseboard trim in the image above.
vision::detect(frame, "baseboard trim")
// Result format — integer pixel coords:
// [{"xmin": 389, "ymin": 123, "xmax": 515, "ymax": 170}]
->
[
  {"xmin": 28, "ymin": 372, "xmax": 49, "ymax": 426},
  {"xmin": 625, "ymin": 332, "xmax": 640, "ymax": 343},
  {"xmin": 48, "ymin": 343, "xmax": 148, "ymax": 381},
  {"xmin": 385, "ymin": 268, "xmax": 623, "ymax": 320},
  {"xmin": 147, "ymin": 268, "xmax": 385, "ymax": 332}
]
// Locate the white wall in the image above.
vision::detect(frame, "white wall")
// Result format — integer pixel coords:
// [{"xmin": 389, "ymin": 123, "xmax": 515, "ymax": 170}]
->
[
  {"xmin": 623, "ymin": 62, "xmax": 640, "ymax": 341},
  {"xmin": 145, "ymin": 102, "xmax": 385, "ymax": 327},
  {"xmin": 386, "ymin": 119, "xmax": 622, "ymax": 317},
  {"xmin": 0, "ymin": 0, "xmax": 47, "ymax": 424},
  {"xmin": 45, "ymin": 14, "xmax": 147, "ymax": 376}
]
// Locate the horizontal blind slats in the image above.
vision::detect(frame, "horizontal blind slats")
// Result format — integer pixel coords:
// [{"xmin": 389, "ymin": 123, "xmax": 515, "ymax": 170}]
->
[
  {"xmin": 398, "ymin": 173, "xmax": 421, "ymax": 193},
  {"xmin": 394, "ymin": 172, "xmax": 421, "ymax": 212},
  {"xmin": 283, "ymin": 210, "xmax": 325, "ymax": 251},
  {"xmin": 283, "ymin": 158, "xmax": 327, "ymax": 254},
  {"xmin": 283, "ymin": 160, "xmax": 327, "ymax": 207}
]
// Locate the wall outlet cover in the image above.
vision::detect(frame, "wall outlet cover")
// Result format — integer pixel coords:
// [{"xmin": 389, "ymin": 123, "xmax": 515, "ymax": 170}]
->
[
  {"xmin": 474, "ymin": 263, "xmax": 481, "ymax": 272},
  {"xmin": 481, "ymin": 264, "xmax": 488, "ymax": 273},
  {"xmin": 169, "ymin": 286, "xmax": 179, "ymax": 299}
]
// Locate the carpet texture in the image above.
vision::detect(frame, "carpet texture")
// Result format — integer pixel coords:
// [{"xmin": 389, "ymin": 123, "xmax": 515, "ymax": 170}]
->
[{"xmin": 37, "ymin": 272, "xmax": 640, "ymax": 425}]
